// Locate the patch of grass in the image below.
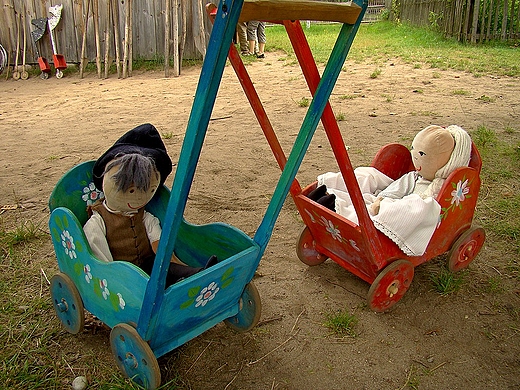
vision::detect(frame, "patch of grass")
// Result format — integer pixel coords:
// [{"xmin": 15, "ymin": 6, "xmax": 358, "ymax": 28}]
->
[
  {"xmin": 370, "ymin": 68, "xmax": 382, "ymax": 79},
  {"xmin": 162, "ymin": 132, "xmax": 174, "ymax": 139},
  {"xmin": 472, "ymin": 125, "xmax": 497, "ymax": 148},
  {"xmin": 452, "ymin": 89, "xmax": 470, "ymax": 95},
  {"xmin": 477, "ymin": 94, "xmax": 496, "ymax": 103},
  {"xmin": 485, "ymin": 276, "xmax": 505, "ymax": 294},
  {"xmin": 339, "ymin": 94, "xmax": 357, "ymax": 100},
  {"xmin": 335, "ymin": 113, "xmax": 346, "ymax": 121},
  {"xmin": 430, "ymin": 268, "xmax": 466, "ymax": 295},
  {"xmin": 323, "ymin": 310, "xmax": 358, "ymax": 337},
  {"xmin": 297, "ymin": 97, "xmax": 310, "ymax": 107},
  {"xmin": 266, "ymin": 21, "xmax": 520, "ymax": 77},
  {"xmin": 0, "ymin": 220, "xmax": 42, "ymax": 249}
]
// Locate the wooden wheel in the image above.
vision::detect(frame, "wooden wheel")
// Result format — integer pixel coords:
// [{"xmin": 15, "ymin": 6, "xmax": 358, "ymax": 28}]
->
[
  {"xmin": 50, "ymin": 273, "xmax": 85, "ymax": 334},
  {"xmin": 224, "ymin": 282, "xmax": 262, "ymax": 332},
  {"xmin": 110, "ymin": 323, "xmax": 161, "ymax": 390},
  {"xmin": 296, "ymin": 227, "xmax": 328, "ymax": 266},
  {"xmin": 448, "ymin": 226, "xmax": 485, "ymax": 272},
  {"xmin": 368, "ymin": 260, "xmax": 414, "ymax": 313}
]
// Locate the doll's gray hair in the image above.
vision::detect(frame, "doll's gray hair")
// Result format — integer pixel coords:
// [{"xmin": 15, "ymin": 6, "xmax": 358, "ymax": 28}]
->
[{"xmin": 104, "ymin": 153, "xmax": 159, "ymax": 192}]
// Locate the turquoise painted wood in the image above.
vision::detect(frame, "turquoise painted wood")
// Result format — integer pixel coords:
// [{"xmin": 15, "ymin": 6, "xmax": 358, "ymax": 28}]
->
[
  {"xmin": 137, "ymin": 0, "xmax": 248, "ymax": 341},
  {"xmin": 48, "ymin": 158, "xmax": 261, "ymax": 353}
]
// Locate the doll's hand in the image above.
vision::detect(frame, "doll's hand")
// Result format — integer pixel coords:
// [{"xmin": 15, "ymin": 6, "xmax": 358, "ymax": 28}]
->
[{"xmin": 370, "ymin": 197, "xmax": 382, "ymax": 215}]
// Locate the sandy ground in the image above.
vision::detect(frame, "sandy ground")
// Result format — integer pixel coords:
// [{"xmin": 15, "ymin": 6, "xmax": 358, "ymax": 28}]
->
[{"xmin": 1, "ymin": 52, "xmax": 519, "ymax": 389}]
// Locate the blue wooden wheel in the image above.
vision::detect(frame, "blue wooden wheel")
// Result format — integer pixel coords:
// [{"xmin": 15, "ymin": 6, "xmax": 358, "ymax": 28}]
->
[
  {"xmin": 50, "ymin": 273, "xmax": 85, "ymax": 334},
  {"xmin": 110, "ymin": 323, "xmax": 161, "ymax": 390},
  {"xmin": 224, "ymin": 282, "xmax": 262, "ymax": 332}
]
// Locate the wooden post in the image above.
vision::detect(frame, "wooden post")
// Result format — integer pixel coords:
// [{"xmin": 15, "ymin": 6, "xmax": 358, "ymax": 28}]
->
[
  {"xmin": 501, "ymin": 0, "xmax": 508, "ymax": 40},
  {"xmin": 128, "ymin": 0, "xmax": 133, "ymax": 76},
  {"xmin": 93, "ymin": 0, "xmax": 101, "ymax": 77},
  {"xmin": 79, "ymin": 0, "xmax": 90, "ymax": 79},
  {"xmin": 180, "ymin": 0, "xmax": 187, "ymax": 74},
  {"xmin": 123, "ymin": 0, "xmax": 130, "ymax": 78},
  {"xmin": 173, "ymin": 0, "xmax": 179, "ymax": 76},
  {"xmin": 471, "ymin": 0, "xmax": 480, "ymax": 43},
  {"xmin": 111, "ymin": 0, "xmax": 121, "ymax": 78},
  {"xmin": 486, "ymin": 0, "xmax": 494, "ymax": 41},
  {"xmin": 104, "ymin": 0, "xmax": 111, "ymax": 78},
  {"xmin": 164, "ymin": 0, "xmax": 170, "ymax": 77}
]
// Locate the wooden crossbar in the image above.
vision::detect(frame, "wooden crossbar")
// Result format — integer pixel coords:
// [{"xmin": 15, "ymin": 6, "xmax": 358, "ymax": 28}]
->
[{"xmin": 239, "ymin": 0, "xmax": 362, "ymax": 24}]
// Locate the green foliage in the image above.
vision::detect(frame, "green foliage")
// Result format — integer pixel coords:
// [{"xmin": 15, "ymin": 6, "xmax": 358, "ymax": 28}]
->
[
  {"xmin": 298, "ymin": 97, "xmax": 310, "ymax": 107},
  {"xmin": 324, "ymin": 310, "xmax": 358, "ymax": 337},
  {"xmin": 430, "ymin": 268, "xmax": 467, "ymax": 295},
  {"xmin": 266, "ymin": 22, "xmax": 520, "ymax": 76}
]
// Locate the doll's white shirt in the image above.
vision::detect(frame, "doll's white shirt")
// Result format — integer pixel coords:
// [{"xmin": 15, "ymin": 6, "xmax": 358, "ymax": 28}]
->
[{"xmin": 83, "ymin": 206, "xmax": 162, "ymax": 262}]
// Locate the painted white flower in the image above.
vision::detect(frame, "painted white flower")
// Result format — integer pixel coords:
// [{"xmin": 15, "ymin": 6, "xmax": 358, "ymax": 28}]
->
[
  {"xmin": 349, "ymin": 239, "xmax": 360, "ymax": 252},
  {"xmin": 84, "ymin": 264, "xmax": 93, "ymax": 283},
  {"xmin": 117, "ymin": 293, "xmax": 126, "ymax": 310},
  {"xmin": 100, "ymin": 279, "xmax": 110, "ymax": 300},
  {"xmin": 195, "ymin": 282, "xmax": 220, "ymax": 308},
  {"xmin": 82, "ymin": 182, "xmax": 103, "ymax": 206},
  {"xmin": 320, "ymin": 216, "xmax": 342, "ymax": 241},
  {"xmin": 61, "ymin": 230, "xmax": 77, "ymax": 259},
  {"xmin": 451, "ymin": 179, "xmax": 469, "ymax": 207},
  {"xmin": 304, "ymin": 209, "xmax": 316, "ymax": 223}
]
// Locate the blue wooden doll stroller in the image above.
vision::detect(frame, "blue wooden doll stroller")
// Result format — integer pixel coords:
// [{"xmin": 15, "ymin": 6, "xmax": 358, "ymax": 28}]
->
[{"xmin": 48, "ymin": 0, "xmax": 368, "ymax": 388}]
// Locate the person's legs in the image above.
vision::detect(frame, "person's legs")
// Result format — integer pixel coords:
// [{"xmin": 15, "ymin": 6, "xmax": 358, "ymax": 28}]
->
[
  {"xmin": 237, "ymin": 22, "xmax": 249, "ymax": 54},
  {"xmin": 256, "ymin": 22, "xmax": 266, "ymax": 57},
  {"xmin": 247, "ymin": 21, "xmax": 259, "ymax": 54}
]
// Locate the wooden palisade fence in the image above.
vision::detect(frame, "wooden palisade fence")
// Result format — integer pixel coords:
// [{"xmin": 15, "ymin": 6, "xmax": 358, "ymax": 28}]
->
[
  {"xmin": 0, "ymin": 0, "xmax": 212, "ymax": 77},
  {"xmin": 393, "ymin": 0, "xmax": 520, "ymax": 42}
]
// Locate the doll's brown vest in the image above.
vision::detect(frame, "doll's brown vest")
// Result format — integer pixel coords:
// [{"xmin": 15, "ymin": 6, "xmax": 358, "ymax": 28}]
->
[{"xmin": 89, "ymin": 200, "xmax": 154, "ymax": 268}]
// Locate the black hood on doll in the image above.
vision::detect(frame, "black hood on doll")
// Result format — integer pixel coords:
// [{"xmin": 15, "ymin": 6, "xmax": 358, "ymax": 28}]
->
[{"xmin": 93, "ymin": 123, "xmax": 172, "ymax": 190}]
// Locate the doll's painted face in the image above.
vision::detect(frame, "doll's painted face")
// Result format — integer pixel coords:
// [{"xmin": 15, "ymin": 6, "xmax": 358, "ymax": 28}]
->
[
  {"xmin": 410, "ymin": 125, "xmax": 454, "ymax": 181},
  {"xmin": 102, "ymin": 163, "xmax": 160, "ymax": 213}
]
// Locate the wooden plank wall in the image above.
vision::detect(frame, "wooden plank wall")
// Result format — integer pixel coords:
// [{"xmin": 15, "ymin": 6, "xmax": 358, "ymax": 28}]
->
[
  {"xmin": 398, "ymin": 0, "xmax": 520, "ymax": 42},
  {"xmin": 0, "ymin": 0, "xmax": 212, "ymax": 66}
]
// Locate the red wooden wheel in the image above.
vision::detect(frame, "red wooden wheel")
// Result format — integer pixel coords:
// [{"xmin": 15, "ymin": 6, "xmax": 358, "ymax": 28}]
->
[
  {"xmin": 448, "ymin": 226, "xmax": 485, "ymax": 272},
  {"xmin": 368, "ymin": 260, "xmax": 414, "ymax": 312},
  {"xmin": 296, "ymin": 227, "xmax": 328, "ymax": 266}
]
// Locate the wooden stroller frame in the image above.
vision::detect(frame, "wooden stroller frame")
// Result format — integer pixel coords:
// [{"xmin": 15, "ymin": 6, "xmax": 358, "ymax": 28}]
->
[{"xmin": 222, "ymin": 2, "xmax": 485, "ymax": 312}]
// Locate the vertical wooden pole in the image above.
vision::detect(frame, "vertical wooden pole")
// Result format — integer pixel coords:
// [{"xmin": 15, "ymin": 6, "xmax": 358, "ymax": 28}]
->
[
  {"xmin": 104, "ymin": 0, "xmax": 111, "ymax": 78},
  {"xmin": 486, "ymin": 0, "xmax": 494, "ymax": 41},
  {"xmin": 470, "ymin": 0, "xmax": 480, "ymax": 43},
  {"xmin": 123, "ymin": 0, "xmax": 130, "ymax": 78},
  {"xmin": 164, "ymin": 0, "xmax": 170, "ymax": 77},
  {"xmin": 111, "ymin": 0, "xmax": 121, "ymax": 78},
  {"xmin": 128, "ymin": 0, "xmax": 133, "ymax": 76},
  {"xmin": 501, "ymin": 0, "xmax": 508, "ymax": 40},
  {"xmin": 462, "ymin": 0, "xmax": 472, "ymax": 42},
  {"xmin": 93, "ymin": 0, "xmax": 101, "ymax": 77},
  {"xmin": 173, "ymin": 0, "xmax": 179, "ymax": 76},
  {"xmin": 79, "ymin": 0, "xmax": 91, "ymax": 79},
  {"xmin": 180, "ymin": 0, "xmax": 187, "ymax": 74}
]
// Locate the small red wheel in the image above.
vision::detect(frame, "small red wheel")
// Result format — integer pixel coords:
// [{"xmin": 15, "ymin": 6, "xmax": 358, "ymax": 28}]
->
[
  {"xmin": 368, "ymin": 260, "xmax": 414, "ymax": 312},
  {"xmin": 448, "ymin": 226, "xmax": 485, "ymax": 272},
  {"xmin": 296, "ymin": 227, "xmax": 328, "ymax": 266}
]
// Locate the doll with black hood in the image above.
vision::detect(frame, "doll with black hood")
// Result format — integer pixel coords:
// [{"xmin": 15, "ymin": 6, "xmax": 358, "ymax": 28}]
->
[{"xmin": 83, "ymin": 123, "xmax": 216, "ymax": 286}]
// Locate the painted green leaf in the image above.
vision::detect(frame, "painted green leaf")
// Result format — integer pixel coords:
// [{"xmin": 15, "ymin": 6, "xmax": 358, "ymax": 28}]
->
[
  {"xmin": 74, "ymin": 262, "xmax": 83, "ymax": 276},
  {"xmin": 188, "ymin": 286, "xmax": 201, "ymax": 298},
  {"xmin": 75, "ymin": 241, "xmax": 83, "ymax": 253},
  {"xmin": 51, "ymin": 227, "xmax": 61, "ymax": 242},
  {"xmin": 110, "ymin": 291, "xmax": 120, "ymax": 311},
  {"xmin": 221, "ymin": 277, "xmax": 234, "ymax": 289},
  {"xmin": 222, "ymin": 267, "xmax": 234, "ymax": 281},
  {"xmin": 180, "ymin": 299, "xmax": 194, "ymax": 309}
]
